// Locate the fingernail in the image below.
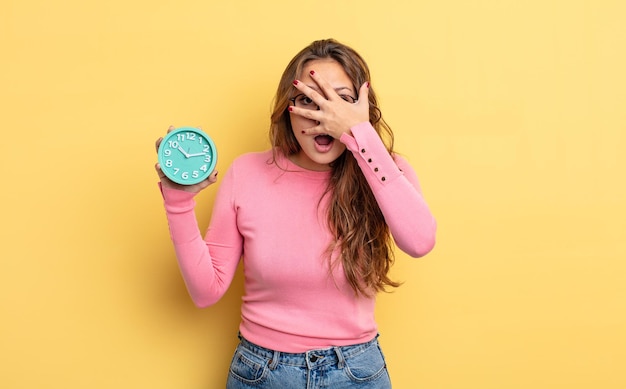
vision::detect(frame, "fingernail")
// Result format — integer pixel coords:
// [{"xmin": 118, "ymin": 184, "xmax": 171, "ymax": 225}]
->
[
  {"xmin": 367, "ymin": 82, "xmax": 370, "ymax": 88},
  {"xmin": 288, "ymin": 106, "xmax": 293, "ymax": 112},
  {"xmin": 293, "ymin": 80, "xmax": 299, "ymax": 86},
  {"xmin": 310, "ymin": 70, "xmax": 315, "ymax": 76},
  {"xmin": 301, "ymin": 131, "xmax": 306, "ymax": 134}
]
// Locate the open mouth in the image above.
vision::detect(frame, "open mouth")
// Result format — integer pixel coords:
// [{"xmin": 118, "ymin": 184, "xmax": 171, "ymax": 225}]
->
[
  {"xmin": 313, "ymin": 134, "xmax": 334, "ymax": 153},
  {"xmin": 314, "ymin": 135, "xmax": 333, "ymax": 146}
]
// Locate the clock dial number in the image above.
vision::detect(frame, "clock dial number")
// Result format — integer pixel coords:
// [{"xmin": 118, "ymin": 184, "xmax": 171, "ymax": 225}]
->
[
  {"xmin": 164, "ymin": 149, "xmax": 171, "ymax": 156},
  {"xmin": 173, "ymin": 170, "xmax": 200, "ymax": 181},
  {"xmin": 176, "ymin": 132, "xmax": 197, "ymax": 141}
]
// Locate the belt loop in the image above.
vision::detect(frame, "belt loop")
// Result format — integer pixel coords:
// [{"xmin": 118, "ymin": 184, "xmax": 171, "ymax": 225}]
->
[
  {"xmin": 269, "ymin": 350, "xmax": 280, "ymax": 370},
  {"xmin": 334, "ymin": 347, "xmax": 345, "ymax": 369}
]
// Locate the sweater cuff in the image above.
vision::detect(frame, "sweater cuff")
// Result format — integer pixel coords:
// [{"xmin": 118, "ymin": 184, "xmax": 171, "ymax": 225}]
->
[
  {"xmin": 340, "ymin": 122, "xmax": 402, "ymax": 185},
  {"xmin": 158, "ymin": 183, "xmax": 197, "ymax": 214}
]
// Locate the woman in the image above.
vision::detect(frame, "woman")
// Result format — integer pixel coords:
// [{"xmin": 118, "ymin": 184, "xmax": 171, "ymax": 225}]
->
[{"xmin": 155, "ymin": 39, "xmax": 436, "ymax": 388}]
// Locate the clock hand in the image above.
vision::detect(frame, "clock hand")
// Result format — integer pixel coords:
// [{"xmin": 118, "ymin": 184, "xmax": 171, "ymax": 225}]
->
[
  {"xmin": 177, "ymin": 146, "xmax": 191, "ymax": 158},
  {"xmin": 187, "ymin": 152, "xmax": 207, "ymax": 157}
]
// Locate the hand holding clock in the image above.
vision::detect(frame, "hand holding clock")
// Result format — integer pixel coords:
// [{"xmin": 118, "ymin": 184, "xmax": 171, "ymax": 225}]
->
[{"xmin": 155, "ymin": 126, "xmax": 219, "ymax": 193}]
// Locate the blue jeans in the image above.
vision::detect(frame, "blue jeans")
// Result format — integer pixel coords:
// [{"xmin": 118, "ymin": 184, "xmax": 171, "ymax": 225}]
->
[{"xmin": 226, "ymin": 334, "xmax": 392, "ymax": 388}]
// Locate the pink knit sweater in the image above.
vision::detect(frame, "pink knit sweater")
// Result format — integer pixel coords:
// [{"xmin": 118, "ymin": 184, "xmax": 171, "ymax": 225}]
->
[{"xmin": 160, "ymin": 122, "xmax": 436, "ymax": 352}]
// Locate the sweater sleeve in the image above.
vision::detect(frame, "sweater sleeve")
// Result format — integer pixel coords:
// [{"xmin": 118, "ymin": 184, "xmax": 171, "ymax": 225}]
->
[
  {"xmin": 158, "ymin": 164, "xmax": 243, "ymax": 307},
  {"xmin": 340, "ymin": 122, "xmax": 437, "ymax": 257}
]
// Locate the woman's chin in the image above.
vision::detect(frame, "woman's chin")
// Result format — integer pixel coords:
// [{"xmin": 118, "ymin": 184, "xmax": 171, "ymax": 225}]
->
[{"xmin": 304, "ymin": 147, "xmax": 346, "ymax": 170}]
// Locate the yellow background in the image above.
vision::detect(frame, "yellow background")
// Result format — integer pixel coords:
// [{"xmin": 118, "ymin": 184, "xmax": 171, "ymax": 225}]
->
[{"xmin": 2, "ymin": 0, "xmax": 624, "ymax": 388}]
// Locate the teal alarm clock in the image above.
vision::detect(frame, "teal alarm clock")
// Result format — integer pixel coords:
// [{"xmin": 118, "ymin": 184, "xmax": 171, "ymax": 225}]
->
[{"xmin": 157, "ymin": 127, "xmax": 218, "ymax": 185}]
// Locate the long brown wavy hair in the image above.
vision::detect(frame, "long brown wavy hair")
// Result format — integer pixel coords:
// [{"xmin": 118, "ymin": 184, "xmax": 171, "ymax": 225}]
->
[{"xmin": 268, "ymin": 39, "xmax": 400, "ymax": 297}]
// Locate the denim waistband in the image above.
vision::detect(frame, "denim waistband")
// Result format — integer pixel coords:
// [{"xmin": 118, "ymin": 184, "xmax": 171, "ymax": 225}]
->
[{"xmin": 237, "ymin": 334, "xmax": 380, "ymax": 369}]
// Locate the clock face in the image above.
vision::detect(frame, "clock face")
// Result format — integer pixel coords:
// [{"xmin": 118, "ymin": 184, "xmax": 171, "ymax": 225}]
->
[{"xmin": 157, "ymin": 127, "xmax": 217, "ymax": 185}]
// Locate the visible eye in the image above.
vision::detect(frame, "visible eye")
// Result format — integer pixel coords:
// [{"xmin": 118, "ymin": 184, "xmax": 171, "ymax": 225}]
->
[
  {"xmin": 339, "ymin": 95, "xmax": 357, "ymax": 103},
  {"xmin": 297, "ymin": 95, "xmax": 315, "ymax": 106}
]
